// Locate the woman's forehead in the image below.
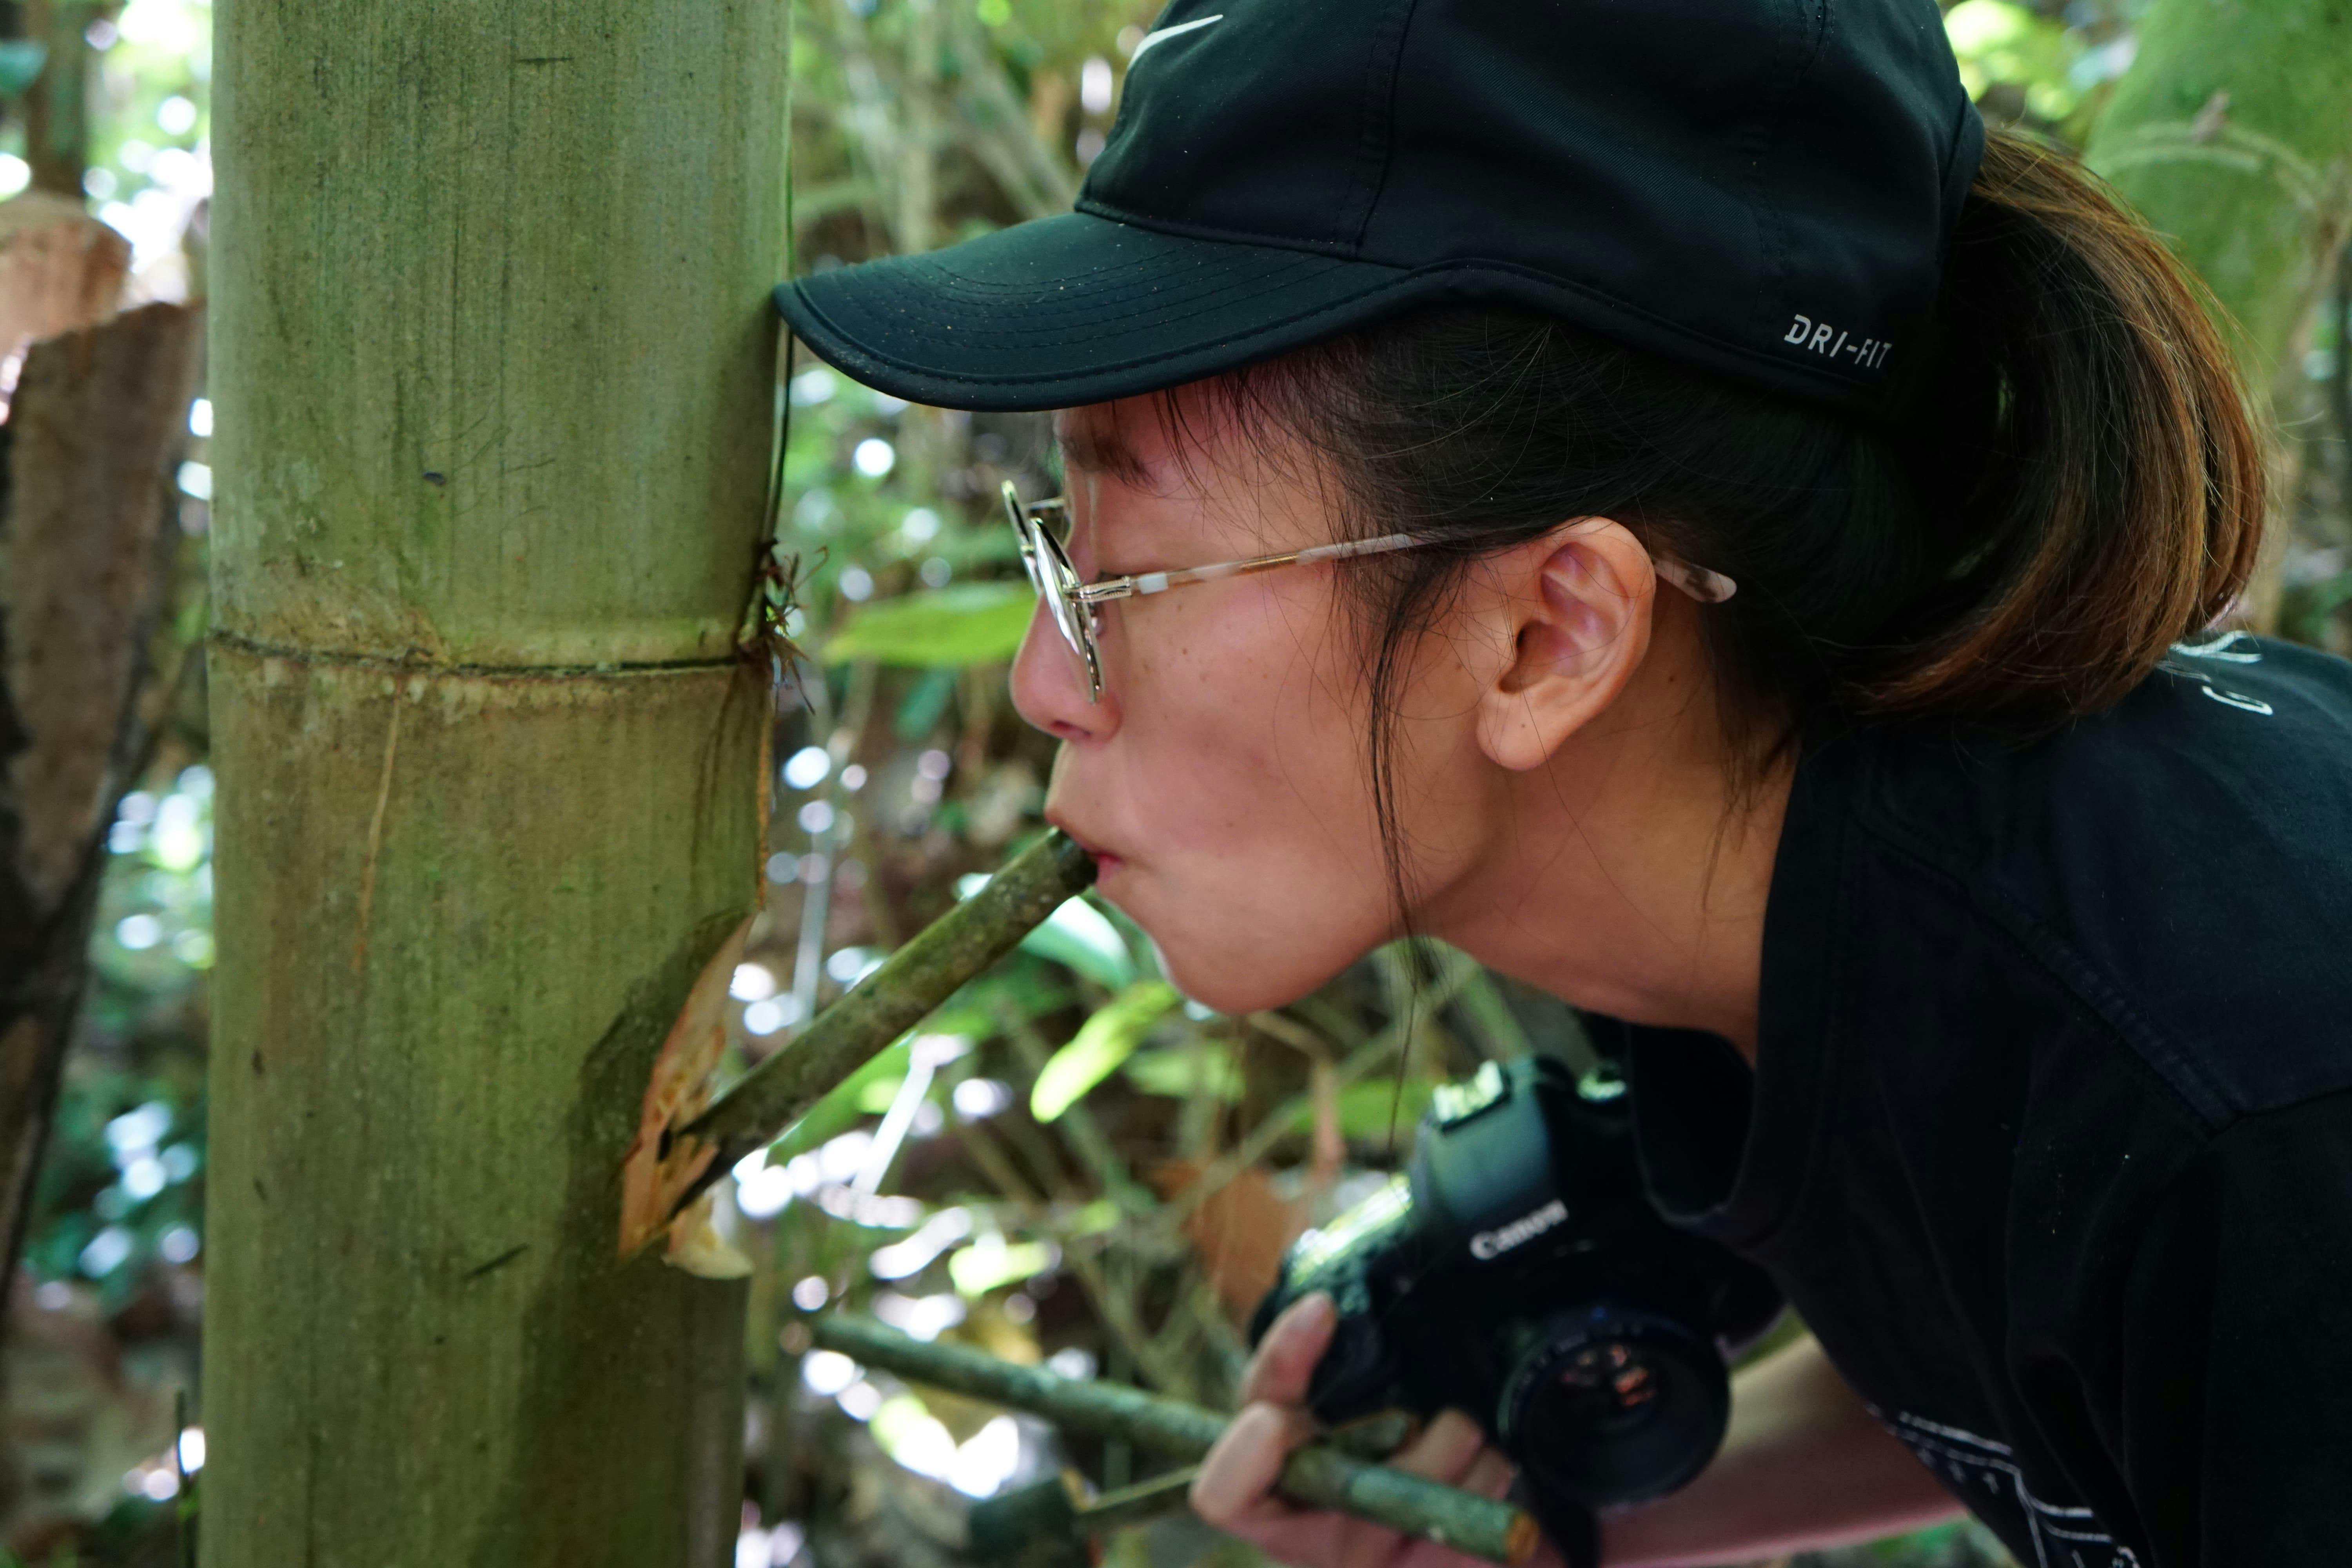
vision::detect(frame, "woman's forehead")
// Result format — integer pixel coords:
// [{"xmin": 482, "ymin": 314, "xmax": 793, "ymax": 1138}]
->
[{"xmin": 1055, "ymin": 388, "xmax": 1272, "ymax": 492}]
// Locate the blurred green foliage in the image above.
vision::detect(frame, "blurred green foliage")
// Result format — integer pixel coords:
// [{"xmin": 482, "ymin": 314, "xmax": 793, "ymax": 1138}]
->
[
  {"xmin": 22, "ymin": 768, "xmax": 211, "ymax": 1301},
  {"xmin": 0, "ymin": 0, "xmax": 212, "ymax": 245}
]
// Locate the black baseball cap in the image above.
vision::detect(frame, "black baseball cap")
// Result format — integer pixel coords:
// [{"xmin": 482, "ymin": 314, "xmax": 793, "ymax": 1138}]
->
[{"xmin": 774, "ymin": 0, "xmax": 1984, "ymax": 421}]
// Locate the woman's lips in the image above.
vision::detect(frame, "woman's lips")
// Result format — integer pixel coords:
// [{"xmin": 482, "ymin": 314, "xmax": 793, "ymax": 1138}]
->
[{"xmin": 1051, "ymin": 821, "xmax": 1123, "ymax": 877}]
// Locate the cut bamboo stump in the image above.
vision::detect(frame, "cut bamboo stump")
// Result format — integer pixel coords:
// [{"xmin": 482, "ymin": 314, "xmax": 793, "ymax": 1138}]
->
[{"xmin": 0, "ymin": 191, "xmax": 129, "ymax": 354}]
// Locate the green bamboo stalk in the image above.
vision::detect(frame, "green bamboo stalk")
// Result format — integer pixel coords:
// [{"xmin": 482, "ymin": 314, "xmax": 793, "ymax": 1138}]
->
[
  {"xmin": 665, "ymin": 829, "xmax": 1096, "ymax": 1214},
  {"xmin": 2084, "ymin": 0, "xmax": 2352, "ymax": 626},
  {"xmin": 809, "ymin": 1314, "xmax": 1539, "ymax": 1566},
  {"xmin": 203, "ymin": 0, "xmax": 787, "ymax": 1557},
  {"xmin": 2087, "ymin": 0, "xmax": 2352, "ymax": 396}
]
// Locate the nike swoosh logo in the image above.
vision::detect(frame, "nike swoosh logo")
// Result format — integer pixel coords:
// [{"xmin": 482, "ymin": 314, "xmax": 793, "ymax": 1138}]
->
[{"xmin": 1128, "ymin": 13, "xmax": 1223, "ymax": 64}]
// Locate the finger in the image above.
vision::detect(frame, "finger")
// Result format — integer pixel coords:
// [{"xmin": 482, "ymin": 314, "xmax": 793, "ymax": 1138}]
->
[
  {"xmin": 1459, "ymin": 1447, "xmax": 1516, "ymax": 1501},
  {"xmin": 1374, "ymin": 1439, "xmax": 1515, "ymax": 1568},
  {"xmin": 1239, "ymin": 1292, "xmax": 1338, "ymax": 1408},
  {"xmin": 1388, "ymin": 1409, "xmax": 1486, "ymax": 1485},
  {"xmin": 1336, "ymin": 1418, "xmax": 1496, "ymax": 1568},
  {"xmin": 1192, "ymin": 1401, "xmax": 1317, "ymax": 1528},
  {"xmin": 1336, "ymin": 1510, "xmax": 1409, "ymax": 1568},
  {"xmin": 1239, "ymin": 1511, "xmax": 1394, "ymax": 1568},
  {"xmin": 1333, "ymin": 1407, "xmax": 1486, "ymax": 1568}
]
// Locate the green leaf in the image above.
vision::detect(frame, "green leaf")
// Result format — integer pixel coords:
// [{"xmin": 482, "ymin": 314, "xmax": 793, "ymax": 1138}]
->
[
  {"xmin": 1943, "ymin": 0, "xmax": 2079, "ymax": 118},
  {"xmin": 1285, "ymin": 1076, "xmax": 1436, "ymax": 1138},
  {"xmin": 820, "ymin": 582, "xmax": 1033, "ymax": 667},
  {"xmin": 1124, "ymin": 1042, "xmax": 1244, "ymax": 1102},
  {"xmin": 1017, "ymin": 896, "xmax": 1136, "ymax": 990},
  {"xmin": 1029, "ymin": 980, "xmax": 1180, "ymax": 1122},
  {"xmin": 1943, "ymin": 0, "xmax": 2033, "ymax": 53},
  {"xmin": 949, "ymin": 1235, "xmax": 1060, "ymax": 1296},
  {"xmin": 0, "ymin": 40, "xmax": 47, "ymax": 98},
  {"xmin": 1067, "ymin": 1197, "xmax": 1121, "ymax": 1236},
  {"xmin": 893, "ymin": 666, "xmax": 960, "ymax": 739}
]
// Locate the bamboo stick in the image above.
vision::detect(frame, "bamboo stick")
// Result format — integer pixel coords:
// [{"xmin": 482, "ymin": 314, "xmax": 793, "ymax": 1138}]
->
[
  {"xmin": 663, "ymin": 830, "xmax": 1097, "ymax": 1218},
  {"xmin": 810, "ymin": 1314, "xmax": 1539, "ymax": 1565}
]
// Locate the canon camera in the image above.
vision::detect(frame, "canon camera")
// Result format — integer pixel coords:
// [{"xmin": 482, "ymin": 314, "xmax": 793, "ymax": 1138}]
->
[{"xmin": 1249, "ymin": 1054, "xmax": 1782, "ymax": 1519}]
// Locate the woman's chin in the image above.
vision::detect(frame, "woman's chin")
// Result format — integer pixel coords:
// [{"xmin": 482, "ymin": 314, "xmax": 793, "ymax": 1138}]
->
[
  {"xmin": 1096, "ymin": 875, "xmax": 1378, "ymax": 1015},
  {"xmin": 1151, "ymin": 937, "xmax": 1349, "ymax": 1018}
]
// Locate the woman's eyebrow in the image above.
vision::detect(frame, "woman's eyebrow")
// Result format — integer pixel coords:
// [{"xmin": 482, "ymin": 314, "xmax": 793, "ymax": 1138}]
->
[{"xmin": 1054, "ymin": 414, "xmax": 1153, "ymax": 486}]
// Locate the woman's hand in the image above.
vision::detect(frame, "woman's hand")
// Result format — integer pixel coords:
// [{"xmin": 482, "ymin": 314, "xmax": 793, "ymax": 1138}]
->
[
  {"xmin": 1194, "ymin": 1309, "xmax": 1964, "ymax": 1568},
  {"xmin": 1190, "ymin": 1293, "xmax": 1536, "ymax": 1568}
]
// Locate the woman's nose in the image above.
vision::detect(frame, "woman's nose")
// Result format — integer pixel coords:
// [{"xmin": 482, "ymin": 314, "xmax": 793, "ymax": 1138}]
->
[{"xmin": 1009, "ymin": 600, "xmax": 1119, "ymax": 742}]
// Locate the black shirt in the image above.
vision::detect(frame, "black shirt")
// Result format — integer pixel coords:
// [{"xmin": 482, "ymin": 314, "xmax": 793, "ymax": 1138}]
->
[{"xmin": 1610, "ymin": 633, "xmax": 2352, "ymax": 1568}]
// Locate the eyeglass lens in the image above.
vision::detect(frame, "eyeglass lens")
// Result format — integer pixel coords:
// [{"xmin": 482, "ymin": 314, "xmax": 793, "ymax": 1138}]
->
[{"xmin": 1004, "ymin": 485, "xmax": 1102, "ymax": 695}]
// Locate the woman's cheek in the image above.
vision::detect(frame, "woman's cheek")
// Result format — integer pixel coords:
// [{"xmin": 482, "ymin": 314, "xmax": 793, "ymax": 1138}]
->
[
  {"xmin": 1107, "ymin": 800, "xmax": 1394, "ymax": 1013},
  {"xmin": 1092, "ymin": 588, "xmax": 1392, "ymax": 1005}
]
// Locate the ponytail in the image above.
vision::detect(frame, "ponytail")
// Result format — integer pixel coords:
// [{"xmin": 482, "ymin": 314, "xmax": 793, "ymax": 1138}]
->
[{"xmin": 1874, "ymin": 127, "xmax": 2267, "ymax": 715}]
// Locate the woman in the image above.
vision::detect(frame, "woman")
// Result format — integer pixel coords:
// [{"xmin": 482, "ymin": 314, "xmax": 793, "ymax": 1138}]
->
[{"xmin": 777, "ymin": 1, "xmax": 2352, "ymax": 1563}]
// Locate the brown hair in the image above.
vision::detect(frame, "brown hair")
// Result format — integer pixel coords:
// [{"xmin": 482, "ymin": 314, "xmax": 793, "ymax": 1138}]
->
[{"xmin": 1171, "ymin": 126, "xmax": 2266, "ymax": 906}]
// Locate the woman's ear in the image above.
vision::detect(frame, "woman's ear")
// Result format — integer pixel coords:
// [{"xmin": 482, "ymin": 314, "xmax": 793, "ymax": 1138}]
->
[{"xmin": 1472, "ymin": 519, "xmax": 1657, "ymax": 771}]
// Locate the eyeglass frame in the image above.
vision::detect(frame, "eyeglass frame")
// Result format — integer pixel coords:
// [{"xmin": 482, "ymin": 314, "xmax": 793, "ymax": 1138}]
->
[{"xmin": 1000, "ymin": 479, "xmax": 1736, "ymax": 703}]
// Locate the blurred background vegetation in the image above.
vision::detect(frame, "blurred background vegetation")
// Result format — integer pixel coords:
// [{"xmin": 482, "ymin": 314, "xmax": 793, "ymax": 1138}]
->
[{"xmin": 1, "ymin": 0, "xmax": 2344, "ymax": 1563}]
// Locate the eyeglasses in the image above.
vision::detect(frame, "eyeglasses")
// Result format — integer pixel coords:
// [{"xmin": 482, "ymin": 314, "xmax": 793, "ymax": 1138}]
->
[{"xmin": 1001, "ymin": 479, "xmax": 1736, "ymax": 703}]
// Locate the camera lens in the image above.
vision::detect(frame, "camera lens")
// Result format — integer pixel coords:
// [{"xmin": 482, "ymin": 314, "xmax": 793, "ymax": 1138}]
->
[{"xmin": 1494, "ymin": 1304, "xmax": 1730, "ymax": 1507}]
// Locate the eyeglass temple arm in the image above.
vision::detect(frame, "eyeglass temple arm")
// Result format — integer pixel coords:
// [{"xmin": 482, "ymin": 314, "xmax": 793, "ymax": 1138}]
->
[
  {"xmin": 1073, "ymin": 534, "xmax": 1422, "ymax": 604},
  {"xmin": 1652, "ymin": 557, "xmax": 1738, "ymax": 604},
  {"xmin": 1015, "ymin": 479, "xmax": 1739, "ymax": 608},
  {"xmin": 1074, "ymin": 535, "xmax": 1735, "ymax": 606}
]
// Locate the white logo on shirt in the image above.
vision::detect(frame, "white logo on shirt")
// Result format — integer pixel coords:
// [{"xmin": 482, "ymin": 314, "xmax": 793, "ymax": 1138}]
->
[
  {"xmin": 2163, "ymin": 630, "xmax": 2275, "ymax": 716},
  {"xmin": 1873, "ymin": 1408, "xmax": 2141, "ymax": 1568}
]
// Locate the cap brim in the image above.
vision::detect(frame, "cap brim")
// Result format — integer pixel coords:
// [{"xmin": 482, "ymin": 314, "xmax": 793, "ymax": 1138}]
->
[{"xmin": 775, "ymin": 213, "xmax": 1412, "ymax": 412}]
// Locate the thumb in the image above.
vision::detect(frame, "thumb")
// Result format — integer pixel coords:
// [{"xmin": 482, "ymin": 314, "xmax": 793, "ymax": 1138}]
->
[
  {"xmin": 1240, "ymin": 1292, "xmax": 1338, "ymax": 1406},
  {"xmin": 1192, "ymin": 1401, "xmax": 1316, "ymax": 1527}
]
